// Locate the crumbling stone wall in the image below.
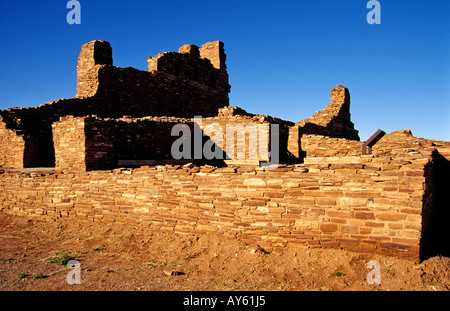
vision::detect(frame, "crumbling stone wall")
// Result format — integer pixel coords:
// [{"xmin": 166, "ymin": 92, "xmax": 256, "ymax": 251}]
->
[
  {"xmin": 47, "ymin": 90, "xmax": 363, "ymax": 172},
  {"xmin": 0, "ymin": 152, "xmax": 429, "ymax": 262},
  {"xmin": 0, "ymin": 40, "xmax": 230, "ymax": 168},
  {"xmin": 77, "ymin": 40, "xmax": 229, "ymax": 117},
  {"xmin": 297, "ymin": 85, "xmax": 360, "ymax": 141},
  {"xmin": 147, "ymin": 41, "xmax": 229, "ymax": 93},
  {"xmin": 52, "ymin": 110, "xmax": 292, "ymax": 171},
  {"xmin": 197, "ymin": 106, "xmax": 296, "ymax": 164},
  {"xmin": 76, "ymin": 40, "xmax": 113, "ymax": 97},
  {"xmin": 0, "ymin": 115, "xmax": 26, "ymax": 168},
  {"xmin": 53, "ymin": 115, "xmax": 194, "ymax": 171},
  {"xmin": 282, "ymin": 85, "xmax": 361, "ymax": 163},
  {"xmin": 1, "ymin": 127, "xmax": 449, "ymax": 262},
  {"xmin": 52, "ymin": 115, "xmax": 87, "ymax": 172},
  {"xmin": 370, "ymin": 130, "xmax": 450, "ymax": 261},
  {"xmin": 0, "ymin": 45, "xmax": 359, "ymax": 170},
  {"xmin": 2, "ymin": 39, "xmax": 449, "ymax": 263},
  {"xmin": 0, "ymin": 97, "xmax": 99, "ymax": 168}
]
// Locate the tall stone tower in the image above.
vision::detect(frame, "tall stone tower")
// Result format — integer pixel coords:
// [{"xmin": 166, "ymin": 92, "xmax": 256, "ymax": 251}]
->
[{"xmin": 76, "ymin": 40, "xmax": 113, "ymax": 98}]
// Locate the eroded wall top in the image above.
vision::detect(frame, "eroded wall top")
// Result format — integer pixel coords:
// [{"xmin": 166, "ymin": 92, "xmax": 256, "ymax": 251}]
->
[{"xmin": 297, "ymin": 85, "xmax": 360, "ymax": 141}]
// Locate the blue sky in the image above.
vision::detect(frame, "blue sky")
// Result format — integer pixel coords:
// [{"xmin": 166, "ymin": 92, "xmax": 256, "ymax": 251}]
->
[{"xmin": 0, "ymin": 0, "xmax": 449, "ymax": 141}]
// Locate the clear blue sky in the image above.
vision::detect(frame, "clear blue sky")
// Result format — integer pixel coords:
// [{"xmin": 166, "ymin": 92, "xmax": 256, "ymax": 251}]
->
[{"xmin": 0, "ymin": 0, "xmax": 449, "ymax": 141}]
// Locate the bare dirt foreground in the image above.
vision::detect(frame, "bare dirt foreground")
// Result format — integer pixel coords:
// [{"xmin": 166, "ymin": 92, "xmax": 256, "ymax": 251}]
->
[{"xmin": 1, "ymin": 212, "xmax": 450, "ymax": 292}]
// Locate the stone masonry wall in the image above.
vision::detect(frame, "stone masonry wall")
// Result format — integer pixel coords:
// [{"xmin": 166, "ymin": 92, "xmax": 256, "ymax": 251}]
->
[
  {"xmin": 77, "ymin": 40, "xmax": 229, "ymax": 118},
  {"xmin": 53, "ymin": 115, "xmax": 195, "ymax": 171},
  {"xmin": 0, "ymin": 115, "xmax": 26, "ymax": 168},
  {"xmin": 147, "ymin": 41, "xmax": 229, "ymax": 93},
  {"xmin": 197, "ymin": 106, "xmax": 297, "ymax": 164},
  {"xmin": 0, "ymin": 40, "xmax": 230, "ymax": 168},
  {"xmin": 0, "ymin": 153, "xmax": 430, "ymax": 262},
  {"xmin": 52, "ymin": 111, "xmax": 291, "ymax": 171},
  {"xmin": 52, "ymin": 115, "xmax": 87, "ymax": 172},
  {"xmin": 300, "ymin": 134, "xmax": 363, "ymax": 158},
  {"xmin": 76, "ymin": 40, "xmax": 113, "ymax": 97},
  {"xmin": 297, "ymin": 85, "xmax": 360, "ymax": 141}
]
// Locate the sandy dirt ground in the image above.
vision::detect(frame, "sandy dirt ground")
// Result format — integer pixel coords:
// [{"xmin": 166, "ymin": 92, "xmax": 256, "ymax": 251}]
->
[{"xmin": 1, "ymin": 212, "xmax": 449, "ymax": 292}]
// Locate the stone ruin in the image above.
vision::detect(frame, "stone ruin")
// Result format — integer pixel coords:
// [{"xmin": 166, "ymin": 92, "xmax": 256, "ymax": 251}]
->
[{"xmin": 0, "ymin": 40, "xmax": 449, "ymax": 262}]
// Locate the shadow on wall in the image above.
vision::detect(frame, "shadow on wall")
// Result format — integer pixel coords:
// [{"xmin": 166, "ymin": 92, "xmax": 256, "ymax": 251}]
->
[
  {"xmin": 420, "ymin": 149, "xmax": 450, "ymax": 261},
  {"xmin": 24, "ymin": 132, "xmax": 56, "ymax": 168}
]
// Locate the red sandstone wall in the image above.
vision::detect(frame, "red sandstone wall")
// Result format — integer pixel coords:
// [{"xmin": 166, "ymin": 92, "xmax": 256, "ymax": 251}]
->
[
  {"xmin": 300, "ymin": 134, "xmax": 363, "ymax": 158},
  {"xmin": 53, "ymin": 116, "xmax": 195, "ymax": 171},
  {"xmin": 198, "ymin": 107, "xmax": 296, "ymax": 164},
  {"xmin": 0, "ymin": 116, "xmax": 25, "ymax": 168},
  {"xmin": 199, "ymin": 115, "xmax": 271, "ymax": 162},
  {"xmin": 0, "ymin": 155, "xmax": 428, "ymax": 262},
  {"xmin": 372, "ymin": 129, "xmax": 450, "ymax": 158},
  {"xmin": 0, "ymin": 40, "xmax": 231, "ymax": 169},
  {"xmin": 76, "ymin": 40, "xmax": 113, "ymax": 97},
  {"xmin": 147, "ymin": 41, "xmax": 229, "ymax": 93},
  {"xmin": 297, "ymin": 85, "xmax": 359, "ymax": 141},
  {"xmin": 92, "ymin": 66, "xmax": 229, "ymax": 118},
  {"xmin": 77, "ymin": 40, "xmax": 229, "ymax": 118},
  {"xmin": 52, "ymin": 116, "xmax": 87, "ymax": 171}
]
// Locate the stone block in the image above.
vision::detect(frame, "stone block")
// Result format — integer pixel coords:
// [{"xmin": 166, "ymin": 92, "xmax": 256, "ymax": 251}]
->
[
  {"xmin": 244, "ymin": 178, "xmax": 266, "ymax": 186},
  {"xmin": 354, "ymin": 211, "xmax": 375, "ymax": 220},
  {"xmin": 315, "ymin": 197, "xmax": 337, "ymax": 206},
  {"xmin": 375, "ymin": 213, "xmax": 407, "ymax": 221},
  {"xmin": 320, "ymin": 223, "xmax": 338, "ymax": 233}
]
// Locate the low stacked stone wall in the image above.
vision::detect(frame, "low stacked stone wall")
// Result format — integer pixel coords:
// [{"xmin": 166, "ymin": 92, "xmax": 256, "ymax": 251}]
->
[{"xmin": 0, "ymin": 153, "xmax": 429, "ymax": 262}]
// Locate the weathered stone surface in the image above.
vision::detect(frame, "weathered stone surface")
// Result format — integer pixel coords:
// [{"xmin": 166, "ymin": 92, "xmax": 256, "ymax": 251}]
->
[
  {"xmin": 1, "ymin": 39, "xmax": 449, "ymax": 264},
  {"xmin": 0, "ymin": 40, "xmax": 230, "ymax": 168},
  {"xmin": 296, "ymin": 85, "xmax": 360, "ymax": 141}
]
